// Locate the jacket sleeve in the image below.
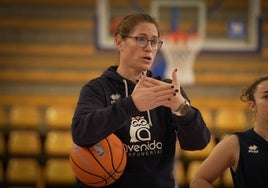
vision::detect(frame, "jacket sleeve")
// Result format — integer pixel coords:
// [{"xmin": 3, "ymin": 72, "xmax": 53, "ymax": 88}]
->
[
  {"xmin": 174, "ymin": 88, "xmax": 211, "ymax": 151},
  {"xmin": 174, "ymin": 107, "xmax": 211, "ymax": 150},
  {"xmin": 71, "ymin": 82, "xmax": 139, "ymax": 147}
]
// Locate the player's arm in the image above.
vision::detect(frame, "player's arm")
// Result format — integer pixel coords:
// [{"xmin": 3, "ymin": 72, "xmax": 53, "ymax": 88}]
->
[{"xmin": 190, "ymin": 135, "xmax": 239, "ymax": 188}]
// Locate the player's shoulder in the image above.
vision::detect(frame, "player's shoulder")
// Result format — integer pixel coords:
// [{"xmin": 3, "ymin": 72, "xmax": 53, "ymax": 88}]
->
[
  {"xmin": 215, "ymin": 134, "xmax": 239, "ymax": 153},
  {"xmin": 221, "ymin": 134, "xmax": 239, "ymax": 146}
]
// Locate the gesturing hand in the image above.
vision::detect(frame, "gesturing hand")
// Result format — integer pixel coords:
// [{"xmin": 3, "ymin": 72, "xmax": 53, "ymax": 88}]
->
[{"xmin": 131, "ymin": 72, "xmax": 178, "ymax": 112}]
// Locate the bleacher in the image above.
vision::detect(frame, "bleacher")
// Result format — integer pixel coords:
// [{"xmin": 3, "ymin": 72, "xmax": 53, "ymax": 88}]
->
[{"xmin": 0, "ymin": 0, "xmax": 267, "ymax": 187}]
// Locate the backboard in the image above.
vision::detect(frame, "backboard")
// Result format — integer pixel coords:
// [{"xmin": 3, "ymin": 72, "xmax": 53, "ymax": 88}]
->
[{"xmin": 95, "ymin": 0, "xmax": 261, "ymax": 53}]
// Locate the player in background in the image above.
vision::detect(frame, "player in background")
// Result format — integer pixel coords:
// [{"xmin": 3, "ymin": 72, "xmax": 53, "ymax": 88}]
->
[{"xmin": 190, "ymin": 76, "xmax": 268, "ymax": 188}]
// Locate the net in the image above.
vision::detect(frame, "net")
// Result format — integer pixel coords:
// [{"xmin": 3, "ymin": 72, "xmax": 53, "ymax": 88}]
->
[{"xmin": 161, "ymin": 32, "xmax": 203, "ymax": 85}]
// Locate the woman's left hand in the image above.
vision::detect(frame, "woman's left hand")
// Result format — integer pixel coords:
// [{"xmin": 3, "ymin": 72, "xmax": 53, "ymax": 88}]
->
[{"xmin": 164, "ymin": 69, "xmax": 186, "ymax": 111}]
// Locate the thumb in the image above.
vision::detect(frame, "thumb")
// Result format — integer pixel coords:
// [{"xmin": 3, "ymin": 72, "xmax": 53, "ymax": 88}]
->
[
  {"xmin": 172, "ymin": 69, "xmax": 180, "ymax": 87},
  {"xmin": 136, "ymin": 73, "xmax": 146, "ymax": 88}
]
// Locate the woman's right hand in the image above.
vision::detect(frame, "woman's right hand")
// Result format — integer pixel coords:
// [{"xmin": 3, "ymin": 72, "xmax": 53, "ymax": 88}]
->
[{"xmin": 131, "ymin": 74, "xmax": 177, "ymax": 111}]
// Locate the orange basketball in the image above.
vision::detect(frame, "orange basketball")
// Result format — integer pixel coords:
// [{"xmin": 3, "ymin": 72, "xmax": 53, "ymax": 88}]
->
[{"xmin": 70, "ymin": 134, "xmax": 127, "ymax": 187}]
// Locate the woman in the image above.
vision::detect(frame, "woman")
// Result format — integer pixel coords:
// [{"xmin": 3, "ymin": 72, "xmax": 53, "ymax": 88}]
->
[
  {"xmin": 72, "ymin": 13, "xmax": 210, "ymax": 188},
  {"xmin": 190, "ymin": 76, "xmax": 268, "ymax": 188}
]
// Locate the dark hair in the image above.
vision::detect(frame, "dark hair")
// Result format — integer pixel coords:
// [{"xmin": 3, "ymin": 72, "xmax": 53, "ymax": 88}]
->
[
  {"xmin": 114, "ymin": 13, "xmax": 161, "ymax": 38},
  {"xmin": 240, "ymin": 76, "xmax": 268, "ymax": 102}
]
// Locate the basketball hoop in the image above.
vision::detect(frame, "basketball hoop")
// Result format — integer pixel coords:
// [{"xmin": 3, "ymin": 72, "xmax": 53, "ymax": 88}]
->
[{"xmin": 161, "ymin": 32, "xmax": 203, "ymax": 85}]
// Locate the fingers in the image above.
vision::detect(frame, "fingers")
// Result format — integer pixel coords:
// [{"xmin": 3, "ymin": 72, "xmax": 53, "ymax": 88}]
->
[
  {"xmin": 135, "ymin": 73, "xmax": 146, "ymax": 88},
  {"xmin": 172, "ymin": 69, "xmax": 178, "ymax": 84},
  {"xmin": 153, "ymin": 93, "xmax": 174, "ymax": 104},
  {"xmin": 137, "ymin": 71, "xmax": 178, "ymax": 96},
  {"xmin": 151, "ymin": 84, "xmax": 176, "ymax": 93},
  {"xmin": 140, "ymin": 76, "xmax": 173, "ymax": 88},
  {"xmin": 149, "ymin": 84, "xmax": 179, "ymax": 105},
  {"xmin": 141, "ymin": 89, "xmax": 177, "ymax": 110},
  {"xmin": 141, "ymin": 78, "xmax": 178, "ymax": 96},
  {"xmin": 133, "ymin": 70, "xmax": 183, "ymax": 111},
  {"xmin": 172, "ymin": 69, "xmax": 180, "ymax": 87},
  {"xmin": 138, "ymin": 70, "xmax": 180, "ymax": 89}
]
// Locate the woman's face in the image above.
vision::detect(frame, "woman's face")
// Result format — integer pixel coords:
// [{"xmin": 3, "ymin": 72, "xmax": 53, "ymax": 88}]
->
[
  {"xmin": 118, "ymin": 22, "xmax": 159, "ymax": 72},
  {"xmin": 252, "ymin": 80, "xmax": 268, "ymax": 122}
]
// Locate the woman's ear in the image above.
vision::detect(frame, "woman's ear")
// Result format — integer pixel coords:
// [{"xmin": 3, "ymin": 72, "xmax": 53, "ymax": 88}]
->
[
  {"xmin": 114, "ymin": 35, "xmax": 122, "ymax": 50},
  {"xmin": 248, "ymin": 101, "xmax": 256, "ymax": 112}
]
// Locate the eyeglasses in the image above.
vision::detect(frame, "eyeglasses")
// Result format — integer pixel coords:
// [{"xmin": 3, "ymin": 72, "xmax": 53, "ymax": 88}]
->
[{"xmin": 123, "ymin": 36, "xmax": 163, "ymax": 50}]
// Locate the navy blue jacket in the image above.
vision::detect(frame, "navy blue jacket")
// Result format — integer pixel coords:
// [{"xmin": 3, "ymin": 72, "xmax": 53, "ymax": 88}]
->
[{"xmin": 72, "ymin": 66, "xmax": 210, "ymax": 188}]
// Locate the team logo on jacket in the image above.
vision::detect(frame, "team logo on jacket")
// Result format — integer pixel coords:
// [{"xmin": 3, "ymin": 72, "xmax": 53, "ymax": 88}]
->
[
  {"xmin": 110, "ymin": 93, "xmax": 121, "ymax": 104},
  {"xmin": 125, "ymin": 116, "xmax": 163, "ymax": 157},
  {"xmin": 129, "ymin": 116, "xmax": 151, "ymax": 143}
]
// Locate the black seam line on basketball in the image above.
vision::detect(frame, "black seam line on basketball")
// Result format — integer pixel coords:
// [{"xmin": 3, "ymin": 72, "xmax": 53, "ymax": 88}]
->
[
  {"xmin": 86, "ymin": 138, "xmax": 117, "ymax": 181},
  {"xmin": 106, "ymin": 136, "xmax": 119, "ymax": 172},
  {"xmin": 70, "ymin": 155, "xmax": 107, "ymax": 181},
  {"xmin": 106, "ymin": 136, "xmax": 126, "ymax": 173},
  {"xmin": 70, "ymin": 155, "xmax": 109, "ymax": 185},
  {"xmin": 116, "ymin": 144, "xmax": 126, "ymax": 173},
  {"xmin": 108, "ymin": 136, "xmax": 126, "ymax": 173}
]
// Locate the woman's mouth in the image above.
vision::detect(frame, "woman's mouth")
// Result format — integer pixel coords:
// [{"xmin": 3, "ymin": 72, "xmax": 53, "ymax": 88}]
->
[{"xmin": 143, "ymin": 56, "xmax": 152, "ymax": 60}]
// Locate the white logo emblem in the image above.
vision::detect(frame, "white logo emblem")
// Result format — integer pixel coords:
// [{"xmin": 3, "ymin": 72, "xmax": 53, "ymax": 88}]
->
[
  {"xmin": 248, "ymin": 145, "xmax": 259, "ymax": 153},
  {"xmin": 110, "ymin": 93, "xmax": 121, "ymax": 104},
  {"xmin": 130, "ymin": 116, "xmax": 151, "ymax": 143}
]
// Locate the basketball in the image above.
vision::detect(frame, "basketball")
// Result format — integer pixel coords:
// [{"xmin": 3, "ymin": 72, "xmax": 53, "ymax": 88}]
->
[{"xmin": 69, "ymin": 134, "xmax": 127, "ymax": 187}]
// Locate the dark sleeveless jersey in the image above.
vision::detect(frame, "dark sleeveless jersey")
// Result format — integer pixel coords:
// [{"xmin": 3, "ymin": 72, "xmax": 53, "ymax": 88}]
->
[{"xmin": 230, "ymin": 128, "xmax": 268, "ymax": 188}]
